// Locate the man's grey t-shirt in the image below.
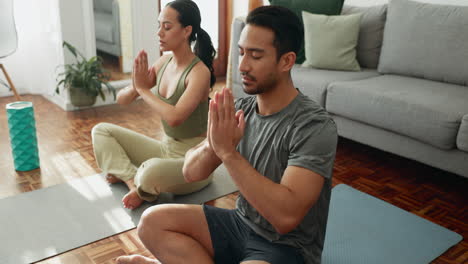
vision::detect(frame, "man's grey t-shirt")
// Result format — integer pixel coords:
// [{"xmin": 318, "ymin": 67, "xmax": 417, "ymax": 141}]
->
[{"xmin": 234, "ymin": 92, "xmax": 338, "ymax": 264}]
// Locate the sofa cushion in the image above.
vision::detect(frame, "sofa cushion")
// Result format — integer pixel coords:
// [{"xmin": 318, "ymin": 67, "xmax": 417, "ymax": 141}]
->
[
  {"xmin": 326, "ymin": 75, "xmax": 468, "ymax": 149},
  {"xmin": 230, "ymin": 17, "xmax": 246, "ymax": 92},
  {"xmin": 457, "ymin": 115, "xmax": 468, "ymax": 152},
  {"xmin": 268, "ymin": 0, "xmax": 345, "ymax": 64},
  {"xmin": 341, "ymin": 4, "xmax": 387, "ymax": 69},
  {"xmin": 378, "ymin": 0, "xmax": 468, "ymax": 86},
  {"xmin": 292, "ymin": 65, "xmax": 379, "ymax": 106},
  {"xmin": 302, "ymin": 12, "xmax": 361, "ymax": 71},
  {"xmin": 94, "ymin": 12, "xmax": 115, "ymax": 43}
]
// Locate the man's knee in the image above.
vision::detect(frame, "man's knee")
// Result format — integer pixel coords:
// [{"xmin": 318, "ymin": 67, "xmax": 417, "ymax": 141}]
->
[
  {"xmin": 138, "ymin": 205, "xmax": 164, "ymax": 232},
  {"xmin": 137, "ymin": 204, "xmax": 171, "ymax": 241}
]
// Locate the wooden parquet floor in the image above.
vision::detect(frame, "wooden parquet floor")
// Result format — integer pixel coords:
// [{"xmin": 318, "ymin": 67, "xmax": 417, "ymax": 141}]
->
[{"xmin": 0, "ymin": 93, "xmax": 466, "ymax": 264}]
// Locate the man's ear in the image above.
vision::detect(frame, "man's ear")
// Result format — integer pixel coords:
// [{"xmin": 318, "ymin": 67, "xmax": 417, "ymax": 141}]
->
[
  {"xmin": 279, "ymin": 51, "xmax": 296, "ymax": 72},
  {"xmin": 184, "ymin": 25, "xmax": 193, "ymax": 40}
]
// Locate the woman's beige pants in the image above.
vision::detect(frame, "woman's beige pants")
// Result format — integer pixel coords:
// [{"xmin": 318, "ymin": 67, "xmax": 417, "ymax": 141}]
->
[{"xmin": 91, "ymin": 122, "xmax": 213, "ymax": 201}]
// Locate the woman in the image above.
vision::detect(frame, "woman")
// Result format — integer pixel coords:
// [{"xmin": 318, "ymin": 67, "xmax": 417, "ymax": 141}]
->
[{"xmin": 92, "ymin": 0, "xmax": 216, "ymax": 210}]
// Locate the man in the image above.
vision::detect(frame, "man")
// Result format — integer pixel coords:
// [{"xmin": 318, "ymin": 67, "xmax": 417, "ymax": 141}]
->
[{"xmin": 117, "ymin": 5, "xmax": 337, "ymax": 264}]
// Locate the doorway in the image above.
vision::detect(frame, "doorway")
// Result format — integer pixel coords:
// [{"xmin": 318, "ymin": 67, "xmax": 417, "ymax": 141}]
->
[{"xmin": 93, "ymin": 0, "xmax": 132, "ymax": 81}]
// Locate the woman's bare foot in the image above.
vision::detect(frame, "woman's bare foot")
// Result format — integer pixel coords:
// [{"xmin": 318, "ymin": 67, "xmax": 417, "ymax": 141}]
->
[
  {"xmin": 122, "ymin": 178, "xmax": 144, "ymax": 210},
  {"xmin": 122, "ymin": 189, "xmax": 144, "ymax": 210},
  {"xmin": 116, "ymin": 254, "xmax": 161, "ymax": 264},
  {"xmin": 106, "ymin": 174, "xmax": 123, "ymax": 184},
  {"xmin": 113, "ymin": 178, "xmax": 143, "ymax": 210}
]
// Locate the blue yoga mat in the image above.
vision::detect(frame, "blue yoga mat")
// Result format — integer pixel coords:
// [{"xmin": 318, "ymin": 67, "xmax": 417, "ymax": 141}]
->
[{"xmin": 322, "ymin": 184, "xmax": 462, "ymax": 264}]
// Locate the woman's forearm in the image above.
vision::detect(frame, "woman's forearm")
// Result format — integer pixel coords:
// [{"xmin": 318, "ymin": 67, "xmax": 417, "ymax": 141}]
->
[
  {"xmin": 137, "ymin": 88, "xmax": 184, "ymax": 127},
  {"xmin": 116, "ymin": 86, "xmax": 139, "ymax": 105}
]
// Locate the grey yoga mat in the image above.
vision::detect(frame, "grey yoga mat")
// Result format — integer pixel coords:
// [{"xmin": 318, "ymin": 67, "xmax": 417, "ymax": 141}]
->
[
  {"xmin": 0, "ymin": 165, "xmax": 238, "ymax": 264},
  {"xmin": 322, "ymin": 184, "xmax": 462, "ymax": 264}
]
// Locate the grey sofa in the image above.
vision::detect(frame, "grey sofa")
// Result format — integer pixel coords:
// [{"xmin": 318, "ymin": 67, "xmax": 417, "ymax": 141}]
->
[
  {"xmin": 94, "ymin": 0, "xmax": 121, "ymax": 57},
  {"xmin": 228, "ymin": 0, "xmax": 468, "ymax": 178}
]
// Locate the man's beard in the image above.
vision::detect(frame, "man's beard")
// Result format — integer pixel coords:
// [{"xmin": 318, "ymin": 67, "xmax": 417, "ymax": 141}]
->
[{"xmin": 242, "ymin": 72, "xmax": 277, "ymax": 95}]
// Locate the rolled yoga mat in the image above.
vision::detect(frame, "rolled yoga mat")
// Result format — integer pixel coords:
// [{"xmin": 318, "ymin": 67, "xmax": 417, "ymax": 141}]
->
[{"xmin": 6, "ymin": 101, "xmax": 40, "ymax": 171}]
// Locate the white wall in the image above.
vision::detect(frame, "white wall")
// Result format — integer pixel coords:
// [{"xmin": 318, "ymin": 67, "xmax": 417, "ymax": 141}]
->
[
  {"xmin": 132, "ymin": 0, "xmax": 159, "ymax": 69},
  {"xmin": 161, "ymin": 0, "xmax": 220, "ymax": 52},
  {"xmin": 1, "ymin": 0, "xmax": 159, "ymax": 111},
  {"xmin": 44, "ymin": 0, "xmax": 97, "ymax": 109},
  {"xmin": 233, "ymin": 0, "xmax": 251, "ymax": 19},
  {"xmin": 118, "ymin": 0, "xmax": 134, "ymax": 73},
  {"xmin": 4, "ymin": 0, "xmax": 465, "ymax": 104},
  {"xmin": 59, "ymin": 0, "xmax": 96, "ymax": 62},
  {"xmin": 0, "ymin": 0, "xmax": 63, "ymax": 99},
  {"xmin": 57, "ymin": 0, "xmax": 159, "ymax": 111},
  {"xmin": 0, "ymin": 0, "xmax": 94, "ymax": 105}
]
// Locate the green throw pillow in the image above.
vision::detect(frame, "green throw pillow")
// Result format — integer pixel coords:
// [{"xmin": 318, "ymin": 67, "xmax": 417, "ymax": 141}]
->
[
  {"xmin": 302, "ymin": 11, "xmax": 362, "ymax": 71},
  {"xmin": 269, "ymin": 0, "xmax": 345, "ymax": 64}
]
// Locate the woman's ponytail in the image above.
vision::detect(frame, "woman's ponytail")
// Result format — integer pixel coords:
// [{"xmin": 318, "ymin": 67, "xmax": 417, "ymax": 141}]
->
[
  {"xmin": 167, "ymin": 0, "xmax": 216, "ymax": 87},
  {"xmin": 194, "ymin": 28, "xmax": 216, "ymax": 87}
]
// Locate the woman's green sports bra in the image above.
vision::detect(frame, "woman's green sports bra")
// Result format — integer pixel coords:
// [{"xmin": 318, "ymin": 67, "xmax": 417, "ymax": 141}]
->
[{"xmin": 154, "ymin": 55, "xmax": 208, "ymax": 139}]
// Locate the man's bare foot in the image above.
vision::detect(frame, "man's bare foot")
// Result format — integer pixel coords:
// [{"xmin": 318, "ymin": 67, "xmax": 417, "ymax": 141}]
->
[
  {"xmin": 122, "ymin": 188, "xmax": 144, "ymax": 210},
  {"xmin": 106, "ymin": 174, "xmax": 123, "ymax": 184},
  {"xmin": 116, "ymin": 254, "xmax": 161, "ymax": 264}
]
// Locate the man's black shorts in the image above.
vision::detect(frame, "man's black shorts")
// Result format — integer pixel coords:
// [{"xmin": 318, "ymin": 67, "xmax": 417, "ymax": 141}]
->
[{"xmin": 203, "ymin": 205, "xmax": 304, "ymax": 264}]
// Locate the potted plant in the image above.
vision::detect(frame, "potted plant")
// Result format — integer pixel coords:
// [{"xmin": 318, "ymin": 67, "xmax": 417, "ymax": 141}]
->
[{"xmin": 55, "ymin": 41, "xmax": 116, "ymax": 107}]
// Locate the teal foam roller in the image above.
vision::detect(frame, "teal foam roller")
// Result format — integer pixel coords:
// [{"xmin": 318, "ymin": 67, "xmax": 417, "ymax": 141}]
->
[{"xmin": 6, "ymin": 101, "xmax": 40, "ymax": 171}]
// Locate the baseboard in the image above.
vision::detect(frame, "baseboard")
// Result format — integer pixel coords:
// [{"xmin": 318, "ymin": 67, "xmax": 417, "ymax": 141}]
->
[
  {"xmin": 0, "ymin": 90, "xmax": 14, "ymax": 98},
  {"xmin": 45, "ymin": 79, "xmax": 131, "ymax": 111},
  {"xmin": 42, "ymin": 93, "xmax": 68, "ymax": 109}
]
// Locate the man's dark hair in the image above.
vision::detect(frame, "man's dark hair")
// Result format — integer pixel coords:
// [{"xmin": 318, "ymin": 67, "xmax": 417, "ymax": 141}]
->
[{"xmin": 246, "ymin": 5, "xmax": 304, "ymax": 61}]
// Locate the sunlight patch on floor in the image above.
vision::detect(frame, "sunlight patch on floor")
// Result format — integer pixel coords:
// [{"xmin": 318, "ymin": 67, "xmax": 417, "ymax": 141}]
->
[
  {"xmin": 68, "ymin": 172, "xmax": 112, "ymax": 201},
  {"xmin": 103, "ymin": 207, "xmax": 134, "ymax": 233}
]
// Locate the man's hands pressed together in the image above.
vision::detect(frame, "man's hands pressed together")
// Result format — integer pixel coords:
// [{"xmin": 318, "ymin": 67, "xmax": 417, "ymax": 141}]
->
[{"xmin": 208, "ymin": 87, "xmax": 245, "ymax": 161}]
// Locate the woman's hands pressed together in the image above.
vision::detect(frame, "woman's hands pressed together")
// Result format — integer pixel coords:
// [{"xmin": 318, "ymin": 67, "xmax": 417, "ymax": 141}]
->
[{"xmin": 133, "ymin": 50, "xmax": 156, "ymax": 92}]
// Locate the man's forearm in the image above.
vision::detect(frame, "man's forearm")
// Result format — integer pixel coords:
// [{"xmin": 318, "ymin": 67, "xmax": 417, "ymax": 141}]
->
[
  {"xmin": 183, "ymin": 141, "xmax": 222, "ymax": 182},
  {"xmin": 221, "ymin": 151, "xmax": 301, "ymax": 234}
]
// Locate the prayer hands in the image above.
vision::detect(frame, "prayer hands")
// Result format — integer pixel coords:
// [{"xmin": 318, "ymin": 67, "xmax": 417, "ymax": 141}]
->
[
  {"xmin": 132, "ymin": 50, "xmax": 156, "ymax": 92},
  {"xmin": 208, "ymin": 87, "xmax": 245, "ymax": 161}
]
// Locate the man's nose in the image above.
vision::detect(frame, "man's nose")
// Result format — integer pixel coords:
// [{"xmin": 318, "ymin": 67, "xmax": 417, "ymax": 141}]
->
[{"xmin": 239, "ymin": 55, "xmax": 250, "ymax": 74}]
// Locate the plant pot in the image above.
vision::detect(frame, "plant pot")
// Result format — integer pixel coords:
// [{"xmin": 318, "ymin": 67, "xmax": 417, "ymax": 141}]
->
[{"xmin": 69, "ymin": 87, "xmax": 97, "ymax": 107}]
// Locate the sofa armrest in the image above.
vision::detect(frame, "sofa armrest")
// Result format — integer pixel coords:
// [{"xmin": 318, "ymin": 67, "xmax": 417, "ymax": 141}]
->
[
  {"xmin": 456, "ymin": 114, "xmax": 468, "ymax": 152},
  {"xmin": 227, "ymin": 16, "xmax": 246, "ymax": 97}
]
